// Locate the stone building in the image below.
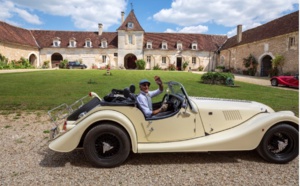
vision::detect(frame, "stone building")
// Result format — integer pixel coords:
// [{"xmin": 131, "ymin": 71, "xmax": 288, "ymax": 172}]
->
[
  {"xmin": 0, "ymin": 10, "xmax": 298, "ymax": 76},
  {"xmin": 220, "ymin": 11, "xmax": 299, "ymax": 76}
]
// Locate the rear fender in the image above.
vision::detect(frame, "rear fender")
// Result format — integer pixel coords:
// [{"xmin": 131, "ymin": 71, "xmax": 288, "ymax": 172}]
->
[{"xmin": 49, "ymin": 110, "xmax": 137, "ymax": 153}]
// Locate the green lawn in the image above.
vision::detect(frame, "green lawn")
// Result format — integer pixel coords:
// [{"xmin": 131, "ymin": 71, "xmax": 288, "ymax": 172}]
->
[{"xmin": 0, "ymin": 69, "xmax": 298, "ymax": 116}]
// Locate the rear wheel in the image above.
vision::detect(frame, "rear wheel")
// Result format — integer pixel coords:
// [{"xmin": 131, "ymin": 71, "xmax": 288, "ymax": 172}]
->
[
  {"xmin": 256, "ymin": 124, "xmax": 298, "ymax": 163},
  {"xmin": 83, "ymin": 124, "xmax": 130, "ymax": 168},
  {"xmin": 271, "ymin": 79, "xmax": 278, "ymax": 86}
]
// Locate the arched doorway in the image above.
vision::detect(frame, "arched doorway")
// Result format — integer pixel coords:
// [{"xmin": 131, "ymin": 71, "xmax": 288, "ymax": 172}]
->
[
  {"xmin": 124, "ymin": 54, "xmax": 137, "ymax": 69},
  {"xmin": 51, "ymin": 53, "xmax": 63, "ymax": 68},
  {"xmin": 29, "ymin": 54, "xmax": 37, "ymax": 67},
  {"xmin": 261, "ymin": 55, "xmax": 272, "ymax": 77}
]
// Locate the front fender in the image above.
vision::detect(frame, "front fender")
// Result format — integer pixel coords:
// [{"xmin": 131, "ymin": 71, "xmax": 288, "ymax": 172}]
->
[{"xmin": 49, "ymin": 110, "xmax": 138, "ymax": 153}]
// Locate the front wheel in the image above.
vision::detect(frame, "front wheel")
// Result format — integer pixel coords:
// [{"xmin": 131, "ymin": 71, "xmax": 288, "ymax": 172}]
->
[
  {"xmin": 256, "ymin": 124, "xmax": 298, "ymax": 163},
  {"xmin": 83, "ymin": 124, "xmax": 130, "ymax": 168}
]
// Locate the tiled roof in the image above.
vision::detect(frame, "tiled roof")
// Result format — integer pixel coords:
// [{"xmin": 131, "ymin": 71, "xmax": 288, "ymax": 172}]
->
[
  {"xmin": 31, "ymin": 30, "xmax": 118, "ymax": 48},
  {"xmin": 117, "ymin": 10, "xmax": 144, "ymax": 32},
  {"xmin": 144, "ymin": 32, "xmax": 227, "ymax": 51},
  {"xmin": 0, "ymin": 21, "xmax": 37, "ymax": 48},
  {"xmin": 222, "ymin": 11, "xmax": 299, "ymax": 50}
]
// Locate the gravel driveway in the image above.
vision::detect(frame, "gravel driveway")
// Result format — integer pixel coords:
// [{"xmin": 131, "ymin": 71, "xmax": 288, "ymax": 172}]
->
[{"xmin": 0, "ymin": 111, "xmax": 298, "ymax": 185}]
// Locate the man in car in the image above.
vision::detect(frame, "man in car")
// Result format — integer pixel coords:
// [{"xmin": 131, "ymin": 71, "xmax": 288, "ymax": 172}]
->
[{"xmin": 136, "ymin": 76, "xmax": 168, "ymax": 118}]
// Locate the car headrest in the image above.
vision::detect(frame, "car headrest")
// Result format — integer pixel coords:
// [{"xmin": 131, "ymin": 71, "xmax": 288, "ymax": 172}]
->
[
  {"xmin": 123, "ymin": 88, "xmax": 130, "ymax": 98},
  {"xmin": 129, "ymin": 84, "xmax": 135, "ymax": 93}
]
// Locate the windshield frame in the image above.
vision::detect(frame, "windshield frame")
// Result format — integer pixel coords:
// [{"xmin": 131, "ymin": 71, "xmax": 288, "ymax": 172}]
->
[{"xmin": 166, "ymin": 81, "xmax": 197, "ymax": 113}]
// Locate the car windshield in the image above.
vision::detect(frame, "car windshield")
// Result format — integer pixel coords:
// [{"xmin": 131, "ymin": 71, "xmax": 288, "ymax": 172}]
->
[
  {"xmin": 165, "ymin": 81, "xmax": 197, "ymax": 113},
  {"xmin": 166, "ymin": 81, "xmax": 187, "ymax": 98}
]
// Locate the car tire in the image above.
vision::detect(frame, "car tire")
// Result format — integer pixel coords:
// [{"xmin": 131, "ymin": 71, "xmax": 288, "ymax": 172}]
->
[
  {"xmin": 271, "ymin": 79, "xmax": 278, "ymax": 86},
  {"xmin": 67, "ymin": 97, "xmax": 101, "ymax": 121},
  {"xmin": 83, "ymin": 124, "xmax": 131, "ymax": 168},
  {"xmin": 256, "ymin": 124, "xmax": 298, "ymax": 164}
]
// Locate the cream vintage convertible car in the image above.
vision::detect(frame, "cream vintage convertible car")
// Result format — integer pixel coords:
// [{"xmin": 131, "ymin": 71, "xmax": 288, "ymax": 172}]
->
[{"xmin": 48, "ymin": 81, "xmax": 299, "ymax": 168}]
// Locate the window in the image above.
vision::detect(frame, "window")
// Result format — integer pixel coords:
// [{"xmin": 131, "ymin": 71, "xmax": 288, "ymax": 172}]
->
[
  {"xmin": 101, "ymin": 39, "xmax": 107, "ymax": 48},
  {"xmin": 289, "ymin": 37, "xmax": 296, "ymax": 48},
  {"xmin": 192, "ymin": 57, "xmax": 196, "ymax": 64},
  {"xmin": 128, "ymin": 22, "xmax": 134, "ymax": 29},
  {"xmin": 177, "ymin": 41, "xmax": 182, "ymax": 50},
  {"xmin": 102, "ymin": 55, "xmax": 107, "ymax": 63},
  {"xmin": 162, "ymin": 41, "xmax": 168, "ymax": 50},
  {"xmin": 192, "ymin": 42, "xmax": 198, "ymax": 50},
  {"xmin": 147, "ymin": 56, "xmax": 151, "ymax": 63},
  {"xmin": 69, "ymin": 39, "xmax": 76, "ymax": 47},
  {"xmin": 53, "ymin": 37, "xmax": 60, "ymax": 47},
  {"xmin": 162, "ymin": 57, "xmax": 166, "ymax": 64},
  {"xmin": 128, "ymin": 35, "xmax": 133, "ymax": 44},
  {"xmin": 85, "ymin": 39, "xmax": 92, "ymax": 48},
  {"xmin": 147, "ymin": 41, "xmax": 152, "ymax": 49},
  {"xmin": 114, "ymin": 53, "xmax": 118, "ymax": 57},
  {"xmin": 53, "ymin": 41, "xmax": 60, "ymax": 47}
]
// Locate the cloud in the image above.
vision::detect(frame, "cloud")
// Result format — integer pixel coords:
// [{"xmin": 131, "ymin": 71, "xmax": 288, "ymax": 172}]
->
[
  {"xmin": 14, "ymin": 8, "xmax": 42, "ymax": 25},
  {"xmin": 0, "ymin": 0, "xmax": 127, "ymax": 30},
  {"xmin": 165, "ymin": 25, "xmax": 208, "ymax": 33},
  {"xmin": 154, "ymin": 0, "xmax": 298, "ymax": 33}
]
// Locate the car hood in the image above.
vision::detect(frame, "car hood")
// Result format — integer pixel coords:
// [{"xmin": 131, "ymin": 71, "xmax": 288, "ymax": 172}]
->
[
  {"xmin": 189, "ymin": 97, "xmax": 275, "ymax": 134},
  {"xmin": 190, "ymin": 97, "xmax": 274, "ymax": 113}
]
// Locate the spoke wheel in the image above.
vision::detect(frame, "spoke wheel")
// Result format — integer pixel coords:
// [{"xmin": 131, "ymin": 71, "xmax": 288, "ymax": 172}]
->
[
  {"xmin": 257, "ymin": 124, "xmax": 298, "ymax": 163},
  {"xmin": 83, "ymin": 124, "xmax": 130, "ymax": 168}
]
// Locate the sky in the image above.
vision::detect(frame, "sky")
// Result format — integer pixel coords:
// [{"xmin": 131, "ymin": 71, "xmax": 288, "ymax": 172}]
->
[{"xmin": 0, "ymin": 0, "xmax": 298, "ymax": 37}]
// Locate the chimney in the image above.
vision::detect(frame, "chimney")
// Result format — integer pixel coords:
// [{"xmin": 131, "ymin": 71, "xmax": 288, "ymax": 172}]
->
[
  {"xmin": 121, "ymin": 11, "xmax": 125, "ymax": 23},
  {"xmin": 237, "ymin": 25, "xmax": 242, "ymax": 43},
  {"xmin": 98, "ymin": 23, "xmax": 103, "ymax": 36}
]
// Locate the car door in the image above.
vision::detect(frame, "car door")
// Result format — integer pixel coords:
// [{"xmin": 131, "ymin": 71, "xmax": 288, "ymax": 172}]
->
[
  {"xmin": 286, "ymin": 76, "xmax": 298, "ymax": 87},
  {"xmin": 141, "ymin": 107, "xmax": 197, "ymax": 142}
]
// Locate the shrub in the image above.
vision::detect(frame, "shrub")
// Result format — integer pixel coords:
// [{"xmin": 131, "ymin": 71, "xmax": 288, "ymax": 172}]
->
[
  {"xmin": 59, "ymin": 59, "xmax": 68, "ymax": 69},
  {"xmin": 0, "ymin": 54, "xmax": 9, "ymax": 69},
  {"xmin": 136, "ymin": 59, "xmax": 146, "ymax": 70},
  {"xmin": 243, "ymin": 54, "xmax": 258, "ymax": 76},
  {"xmin": 153, "ymin": 64, "xmax": 162, "ymax": 70},
  {"xmin": 201, "ymin": 72, "xmax": 234, "ymax": 85},
  {"xmin": 168, "ymin": 64, "xmax": 176, "ymax": 71},
  {"xmin": 216, "ymin": 65, "xmax": 225, "ymax": 70},
  {"xmin": 198, "ymin": 65, "xmax": 204, "ymax": 71},
  {"xmin": 43, "ymin": 61, "xmax": 50, "ymax": 69},
  {"xmin": 183, "ymin": 61, "xmax": 189, "ymax": 70}
]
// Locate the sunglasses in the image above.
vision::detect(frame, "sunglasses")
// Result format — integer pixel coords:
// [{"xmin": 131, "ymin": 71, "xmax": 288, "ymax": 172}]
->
[{"xmin": 141, "ymin": 83, "xmax": 150, "ymax": 87}]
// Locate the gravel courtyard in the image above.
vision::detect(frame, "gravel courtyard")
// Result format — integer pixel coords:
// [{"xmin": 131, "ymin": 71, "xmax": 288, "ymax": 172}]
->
[{"xmin": 0, "ymin": 111, "xmax": 298, "ymax": 185}]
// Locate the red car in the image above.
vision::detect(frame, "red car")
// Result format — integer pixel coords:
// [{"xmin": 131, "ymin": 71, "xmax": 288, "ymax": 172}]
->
[{"xmin": 270, "ymin": 74, "xmax": 299, "ymax": 88}]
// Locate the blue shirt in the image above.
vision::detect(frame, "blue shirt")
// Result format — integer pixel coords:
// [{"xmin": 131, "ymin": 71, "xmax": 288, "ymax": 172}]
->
[{"xmin": 136, "ymin": 89, "xmax": 162, "ymax": 117}]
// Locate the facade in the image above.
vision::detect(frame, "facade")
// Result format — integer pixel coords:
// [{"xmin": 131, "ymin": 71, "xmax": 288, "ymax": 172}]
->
[
  {"xmin": 0, "ymin": 10, "xmax": 298, "ymax": 76},
  {"xmin": 220, "ymin": 11, "xmax": 299, "ymax": 76}
]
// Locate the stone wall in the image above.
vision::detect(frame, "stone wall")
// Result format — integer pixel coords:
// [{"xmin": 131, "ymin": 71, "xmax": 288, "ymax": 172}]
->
[
  {"xmin": 0, "ymin": 42, "xmax": 39, "ymax": 66},
  {"xmin": 220, "ymin": 31, "xmax": 299, "ymax": 76}
]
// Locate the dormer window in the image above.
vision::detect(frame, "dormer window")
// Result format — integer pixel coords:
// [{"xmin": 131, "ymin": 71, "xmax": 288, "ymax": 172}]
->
[
  {"xmin": 192, "ymin": 41, "xmax": 198, "ymax": 50},
  {"xmin": 127, "ymin": 22, "xmax": 134, "ymax": 29},
  {"xmin": 177, "ymin": 41, "xmax": 182, "ymax": 50},
  {"xmin": 101, "ymin": 39, "xmax": 107, "ymax": 48},
  {"xmin": 69, "ymin": 38, "xmax": 76, "ymax": 47},
  {"xmin": 52, "ymin": 37, "xmax": 61, "ymax": 47},
  {"xmin": 147, "ymin": 41, "xmax": 152, "ymax": 49},
  {"xmin": 85, "ymin": 39, "xmax": 92, "ymax": 48},
  {"xmin": 162, "ymin": 41, "xmax": 168, "ymax": 50}
]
